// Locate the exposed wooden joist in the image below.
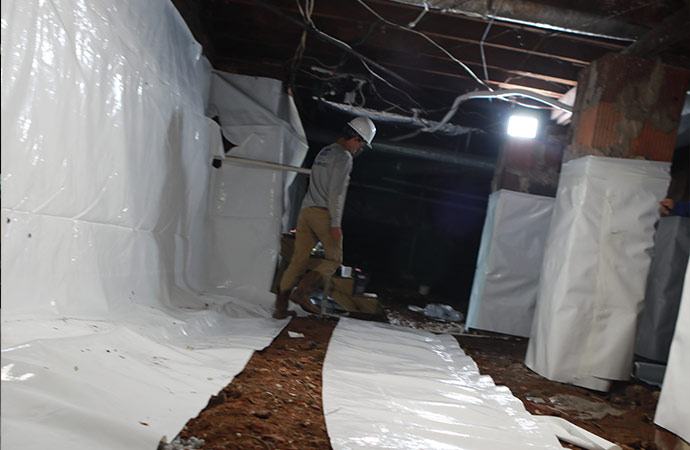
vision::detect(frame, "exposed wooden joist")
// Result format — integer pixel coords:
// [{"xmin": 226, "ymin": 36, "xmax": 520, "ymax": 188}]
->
[
  {"xmin": 208, "ymin": 0, "xmax": 621, "ymax": 65},
  {"xmin": 212, "ymin": 28, "xmax": 574, "ymax": 96},
  {"xmin": 208, "ymin": 10, "xmax": 583, "ymax": 85}
]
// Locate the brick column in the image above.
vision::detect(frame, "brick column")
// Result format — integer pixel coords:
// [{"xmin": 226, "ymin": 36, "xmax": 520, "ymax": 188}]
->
[
  {"xmin": 491, "ymin": 126, "xmax": 566, "ymax": 197},
  {"xmin": 567, "ymin": 53, "xmax": 689, "ymax": 162}
]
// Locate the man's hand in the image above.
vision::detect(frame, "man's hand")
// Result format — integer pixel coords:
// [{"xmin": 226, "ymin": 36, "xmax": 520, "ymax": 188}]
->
[
  {"xmin": 660, "ymin": 198, "xmax": 674, "ymax": 216},
  {"xmin": 330, "ymin": 227, "xmax": 343, "ymax": 241}
]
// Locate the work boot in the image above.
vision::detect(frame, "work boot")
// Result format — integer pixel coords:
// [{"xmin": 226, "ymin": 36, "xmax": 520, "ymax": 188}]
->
[
  {"xmin": 290, "ymin": 271, "xmax": 323, "ymax": 314},
  {"xmin": 272, "ymin": 290, "xmax": 296, "ymax": 319}
]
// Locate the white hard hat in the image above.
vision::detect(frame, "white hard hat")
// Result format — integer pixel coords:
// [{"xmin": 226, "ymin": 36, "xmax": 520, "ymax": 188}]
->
[{"xmin": 347, "ymin": 116, "xmax": 376, "ymax": 147}]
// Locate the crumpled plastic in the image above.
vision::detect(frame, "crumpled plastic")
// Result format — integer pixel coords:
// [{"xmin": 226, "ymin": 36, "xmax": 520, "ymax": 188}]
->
[{"xmin": 423, "ymin": 303, "xmax": 464, "ymax": 322}]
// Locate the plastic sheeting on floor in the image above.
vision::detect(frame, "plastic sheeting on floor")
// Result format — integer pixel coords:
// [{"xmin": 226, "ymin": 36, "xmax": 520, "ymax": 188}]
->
[
  {"xmin": 654, "ymin": 263, "xmax": 690, "ymax": 443},
  {"xmin": 1, "ymin": 1, "xmax": 295, "ymax": 448},
  {"xmin": 526, "ymin": 156, "xmax": 670, "ymax": 391},
  {"xmin": 1, "ymin": 304, "xmax": 288, "ymax": 450},
  {"xmin": 466, "ymin": 189, "xmax": 554, "ymax": 337},
  {"xmin": 635, "ymin": 216, "xmax": 690, "ymax": 362},
  {"xmin": 322, "ymin": 318, "xmax": 564, "ymax": 449}
]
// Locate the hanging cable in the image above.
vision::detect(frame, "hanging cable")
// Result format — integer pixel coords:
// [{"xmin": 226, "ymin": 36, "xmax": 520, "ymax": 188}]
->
[
  {"xmin": 354, "ymin": 0, "xmax": 491, "ymax": 90},
  {"xmin": 368, "ymin": 80, "xmax": 418, "ymax": 114},
  {"xmin": 293, "ymin": 0, "xmax": 425, "ymax": 107},
  {"xmin": 249, "ymin": 0, "xmax": 419, "ymax": 92},
  {"xmin": 479, "ymin": 0, "xmax": 505, "ymax": 82},
  {"xmin": 359, "ymin": 59, "xmax": 423, "ymax": 107},
  {"xmin": 423, "ymin": 88, "xmax": 572, "ymax": 134},
  {"xmin": 407, "ymin": 1, "xmax": 429, "ymax": 28}
]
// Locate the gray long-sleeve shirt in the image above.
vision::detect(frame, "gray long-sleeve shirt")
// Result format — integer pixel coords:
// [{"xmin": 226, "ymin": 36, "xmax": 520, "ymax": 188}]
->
[{"xmin": 301, "ymin": 142, "xmax": 353, "ymax": 227}]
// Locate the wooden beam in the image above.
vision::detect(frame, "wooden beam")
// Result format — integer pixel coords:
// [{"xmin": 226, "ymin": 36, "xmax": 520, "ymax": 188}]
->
[
  {"xmin": 209, "ymin": 14, "xmax": 582, "ymax": 85},
  {"xmin": 213, "ymin": 0, "xmax": 622, "ymax": 64}
]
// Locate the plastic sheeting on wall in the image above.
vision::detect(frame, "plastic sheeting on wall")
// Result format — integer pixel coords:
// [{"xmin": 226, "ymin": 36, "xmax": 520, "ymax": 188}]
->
[
  {"xmin": 526, "ymin": 156, "xmax": 670, "ymax": 391},
  {"xmin": 1, "ymin": 0, "xmax": 213, "ymax": 315},
  {"xmin": 466, "ymin": 189, "xmax": 554, "ymax": 337},
  {"xmin": 323, "ymin": 318, "xmax": 564, "ymax": 449},
  {"xmin": 1, "ymin": 1, "xmax": 290, "ymax": 448},
  {"xmin": 205, "ymin": 71, "xmax": 308, "ymax": 301},
  {"xmin": 654, "ymin": 263, "xmax": 690, "ymax": 443},
  {"xmin": 635, "ymin": 216, "xmax": 690, "ymax": 363}
]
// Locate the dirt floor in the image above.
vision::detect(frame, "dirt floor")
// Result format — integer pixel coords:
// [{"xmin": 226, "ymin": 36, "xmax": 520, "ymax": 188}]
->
[{"xmin": 174, "ymin": 294, "xmax": 674, "ymax": 450}]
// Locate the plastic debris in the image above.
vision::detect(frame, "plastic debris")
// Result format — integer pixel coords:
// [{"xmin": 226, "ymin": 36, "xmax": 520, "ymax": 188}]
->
[{"xmin": 423, "ymin": 303, "xmax": 464, "ymax": 322}]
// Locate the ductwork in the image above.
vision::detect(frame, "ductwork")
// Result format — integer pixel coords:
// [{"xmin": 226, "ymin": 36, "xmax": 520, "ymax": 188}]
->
[
  {"xmin": 314, "ymin": 97, "xmax": 478, "ymax": 136},
  {"xmin": 389, "ymin": 0, "xmax": 648, "ymax": 41}
]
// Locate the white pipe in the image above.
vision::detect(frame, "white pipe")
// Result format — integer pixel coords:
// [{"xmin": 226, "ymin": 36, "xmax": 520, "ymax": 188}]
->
[
  {"xmin": 424, "ymin": 88, "xmax": 573, "ymax": 133},
  {"xmin": 314, "ymin": 97, "xmax": 477, "ymax": 136},
  {"xmin": 223, "ymin": 155, "xmax": 311, "ymax": 174}
]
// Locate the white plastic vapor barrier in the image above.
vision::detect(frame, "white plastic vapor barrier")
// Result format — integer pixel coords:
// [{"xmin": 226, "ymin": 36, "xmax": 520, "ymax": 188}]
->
[
  {"xmin": 467, "ymin": 189, "xmax": 554, "ymax": 337},
  {"xmin": 635, "ymin": 216, "xmax": 690, "ymax": 362},
  {"xmin": 526, "ymin": 156, "xmax": 670, "ymax": 391},
  {"xmin": 1, "ymin": 1, "xmax": 290, "ymax": 448},
  {"xmin": 654, "ymin": 263, "xmax": 690, "ymax": 443},
  {"xmin": 205, "ymin": 71, "xmax": 308, "ymax": 301},
  {"xmin": 322, "ymin": 318, "xmax": 563, "ymax": 449},
  {"xmin": 1, "ymin": 309, "xmax": 288, "ymax": 450}
]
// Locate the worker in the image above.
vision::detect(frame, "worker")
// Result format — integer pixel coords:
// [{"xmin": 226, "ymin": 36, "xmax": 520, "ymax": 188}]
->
[
  {"xmin": 659, "ymin": 146, "xmax": 689, "ymax": 217},
  {"xmin": 273, "ymin": 116, "xmax": 376, "ymax": 319},
  {"xmin": 660, "ymin": 197, "xmax": 690, "ymax": 217}
]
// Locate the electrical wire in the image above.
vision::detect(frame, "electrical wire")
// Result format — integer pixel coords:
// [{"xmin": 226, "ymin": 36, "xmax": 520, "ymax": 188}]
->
[
  {"xmin": 368, "ymin": 79, "xmax": 420, "ymax": 114},
  {"xmin": 423, "ymin": 88, "xmax": 572, "ymax": 134},
  {"xmin": 305, "ymin": 20, "xmax": 423, "ymax": 106},
  {"xmin": 287, "ymin": 0, "xmax": 314, "ymax": 91},
  {"xmin": 293, "ymin": 0, "xmax": 425, "ymax": 107},
  {"xmin": 296, "ymin": 0, "xmax": 393, "ymax": 109},
  {"xmin": 479, "ymin": 0, "xmax": 505, "ymax": 82},
  {"xmin": 299, "ymin": 68, "xmax": 342, "ymax": 81},
  {"xmin": 301, "ymin": 55, "xmax": 344, "ymax": 70},
  {"xmin": 407, "ymin": 1, "xmax": 429, "ymax": 28},
  {"xmin": 504, "ymin": 0, "xmax": 666, "ymax": 83},
  {"xmin": 359, "ymin": 59, "xmax": 423, "ymax": 107},
  {"xmin": 354, "ymin": 0, "xmax": 491, "ymax": 90},
  {"xmin": 352, "ymin": 18, "xmax": 383, "ymax": 47},
  {"xmin": 301, "ymin": 62, "xmax": 419, "ymax": 115},
  {"xmin": 249, "ymin": 0, "xmax": 418, "ymax": 92},
  {"xmin": 487, "ymin": 1, "xmax": 665, "ymax": 109}
]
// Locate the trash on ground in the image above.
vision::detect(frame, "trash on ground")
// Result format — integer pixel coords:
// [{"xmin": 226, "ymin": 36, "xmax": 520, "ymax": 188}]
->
[
  {"xmin": 423, "ymin": 303, "xmax": 464, "ymax": 322},
  {"xmin": 548, "ymin": 394, "xmax": 623, "ymax": 420}
]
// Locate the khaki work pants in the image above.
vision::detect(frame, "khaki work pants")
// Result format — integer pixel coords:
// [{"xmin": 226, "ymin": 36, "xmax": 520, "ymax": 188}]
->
[{"xmin": 279, "ymin": 207, "xmax": 343, "ymax": 292}]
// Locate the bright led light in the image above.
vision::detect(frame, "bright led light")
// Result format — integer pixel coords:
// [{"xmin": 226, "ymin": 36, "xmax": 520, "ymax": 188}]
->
[{"xmin": 507, "ymin": 115, "xmax": 539, "ymax": 138}]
